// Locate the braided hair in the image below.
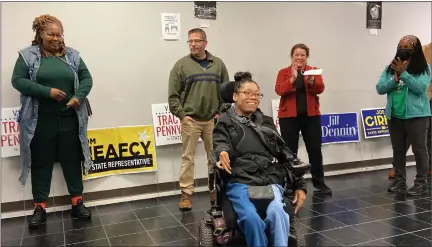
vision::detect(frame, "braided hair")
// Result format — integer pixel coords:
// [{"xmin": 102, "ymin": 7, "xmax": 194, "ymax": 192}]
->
[
  {"xmin": 31, "ymin": 14, "xmax": 65, "ymax": 56},
  {"xmin": 386, "ymin": 35, "xmax": 429, "ymax": 77}
]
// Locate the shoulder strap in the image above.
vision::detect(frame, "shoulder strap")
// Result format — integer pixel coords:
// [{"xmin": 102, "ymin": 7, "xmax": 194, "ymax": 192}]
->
[
  {"xmin": 227, "ymin": 108, "xmax": 294, "ymax": 161},
  {"xmin": 228, "ymin": 110, "xmax": 271, "ymax": 151}
]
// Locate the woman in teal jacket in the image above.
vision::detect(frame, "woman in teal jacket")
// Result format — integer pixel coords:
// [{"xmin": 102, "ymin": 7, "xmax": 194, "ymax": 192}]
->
[{"xmin": 376, "ymin": 35, "xmax": 431, "ymax": 196}]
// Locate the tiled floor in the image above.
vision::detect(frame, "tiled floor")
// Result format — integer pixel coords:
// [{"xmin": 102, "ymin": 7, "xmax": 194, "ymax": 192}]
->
[{"xmin": 2, "ymin": 167, "xmax": 431, "ymax": 246}]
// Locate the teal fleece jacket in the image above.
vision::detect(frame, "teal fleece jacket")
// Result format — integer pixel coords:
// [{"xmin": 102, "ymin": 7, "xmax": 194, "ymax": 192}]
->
[{"xmin": 376, "ymin": 65, "xmax": 431, "ymax": 120}]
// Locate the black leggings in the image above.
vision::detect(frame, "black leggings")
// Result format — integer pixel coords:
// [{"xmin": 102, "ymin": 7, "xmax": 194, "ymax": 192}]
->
[
  {"xmin": 279, "ymin": 116, "xmax": 325, "ymax": 184},
  {"xmin": 388, "ymin": 116, "xmax": 429, "ymax": 184},
  {"xmin": 428, "ymin": 116, "xmax": 432, "ymax": 170}
]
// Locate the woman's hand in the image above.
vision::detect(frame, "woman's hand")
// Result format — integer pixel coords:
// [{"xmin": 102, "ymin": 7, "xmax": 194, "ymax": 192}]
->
[
  {"xmin": 66, "ymin": 97, "xmax": 80, "ymax": 109},
  {"xmin": 49, "ymin": 88, "xmax": 66, "ymax": 101},
  {"xmin": 216, "ymin": 151, "xmax": 231, "ymax": 174},
  {"xmin": 394, "ymin": 72, "xmax": 400, "ymax": 83},
  {"xmin": 308, "ymin": 76, "xmax": 315, "ymax": 86},
  {"xmin": 292, "ymin": 189, "xmax": 306, "ymax": 214},
  {"xmin": 390, "ymin": 58, "xmax": 408, "ymax": 76},
  {"xmin": 291, "ymin": 63, "xmax": 298, "ymax": 81}
]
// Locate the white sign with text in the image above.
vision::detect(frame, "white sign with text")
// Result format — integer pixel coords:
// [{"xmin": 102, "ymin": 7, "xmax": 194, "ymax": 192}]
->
[
  {"xmin": 1, "ymin": 107, "xmax": 21, "ymax": 157},
  {"xmin": 151, "ymin": 103, "xmax": 202, "ymax": 146}
]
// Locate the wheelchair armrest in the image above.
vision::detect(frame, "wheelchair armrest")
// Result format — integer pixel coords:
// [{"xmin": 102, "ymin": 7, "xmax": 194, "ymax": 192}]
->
[
  {"xmin": 289, "ymin": 159, "xmax": 311, "ymax": 178},
  {"xmin": 211, "ymin": 150, "xmax": 219, "ymax": 168}
]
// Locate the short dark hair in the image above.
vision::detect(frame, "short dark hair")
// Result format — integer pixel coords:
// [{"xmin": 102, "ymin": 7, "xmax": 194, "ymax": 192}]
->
[
  {"xmin": 290, "ymin": 43, "xmax": 310, "ymax": 57},
  {"xmin": 188, "ymin": 28, "xmax": 207, "ymax": 41}
]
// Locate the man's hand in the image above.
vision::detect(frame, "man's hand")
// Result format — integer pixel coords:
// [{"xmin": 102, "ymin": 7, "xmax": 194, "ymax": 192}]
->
[
  {"xmin": 216, "ymin": 151, "xmax": 231, "ymax": 174},
  {"xmin": 182, "ymin": 116, "xmax": 195, "ymax": 123},
  {"xmin": 292, "ymin": 189, "xmax": 306, "ymax": 214},
  {"xmin": 66, "ymin": 97, "xmax": 80, "ymax": 109},
  {"xmin": 49, "ymin": 88, "xmax": 66, "ymax": 101}
]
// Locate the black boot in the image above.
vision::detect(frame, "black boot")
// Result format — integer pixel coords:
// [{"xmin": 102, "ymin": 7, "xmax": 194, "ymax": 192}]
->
[
  {"xmin": 388, "ymin": 180, "xmax": 407, "ymax": 193},
  {"xmin": 71, "ymin": 199, "xmax": 92, "ymax": 220},
  {"xmin": 28, "ymin": 205, "xmax": 46, "ymax": 229},
  {"xmin": 407, "ymin": 183, "xmax": 429, "ymax": 196},
  {"xmin": 313, "ymin": 179, "xmax": 332, "ymax": 194}
]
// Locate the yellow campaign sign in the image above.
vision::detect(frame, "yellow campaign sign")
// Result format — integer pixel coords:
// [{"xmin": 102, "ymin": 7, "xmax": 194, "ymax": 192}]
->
[
  {"xmin": 360, "ymin": 108, "xmax": 389, "ymax": 138},
  {"xmin": 84, "ymin": 125, "xmax": 157, "ymax": 180}
]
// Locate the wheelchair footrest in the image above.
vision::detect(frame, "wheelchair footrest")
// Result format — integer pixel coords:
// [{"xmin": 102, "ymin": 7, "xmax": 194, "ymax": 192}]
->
[
  {"xmin": 210, "ymin": 209, "xmax": 223, "ymax": 218},
  {"xmin": 215, "ymin": 231, "xmax": 232, "ymax": 245},
  {"xmin": 207, "ymin": 208, "xmax": 227, "ymax": 237}
]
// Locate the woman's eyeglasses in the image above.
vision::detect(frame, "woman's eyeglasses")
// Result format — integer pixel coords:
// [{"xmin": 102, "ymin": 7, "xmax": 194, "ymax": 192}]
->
[
  {"xmin": 239, "ymin": 91, "xmax": 264, "ymax": 99},
  {"xmin": 44, "ymin": 32, "xmax": 64, "ymax": 40}
]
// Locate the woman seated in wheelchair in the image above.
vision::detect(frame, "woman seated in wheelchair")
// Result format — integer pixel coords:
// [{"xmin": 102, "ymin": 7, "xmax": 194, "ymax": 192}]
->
[{"xmin": 214, "ymin": 72, "xmax": 308, "ymax": 247}]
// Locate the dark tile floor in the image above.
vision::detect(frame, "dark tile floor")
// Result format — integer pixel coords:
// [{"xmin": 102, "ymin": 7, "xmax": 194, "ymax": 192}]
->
[{"xmin": 2, "ymin": 167, "xmax": 431, "ymax": 246}]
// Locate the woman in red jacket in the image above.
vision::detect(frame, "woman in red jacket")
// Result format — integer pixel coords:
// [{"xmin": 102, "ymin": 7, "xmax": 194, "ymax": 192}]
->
[{"xmin": 275, "ymin": 43, "xmax": 331, "ymax": 194}]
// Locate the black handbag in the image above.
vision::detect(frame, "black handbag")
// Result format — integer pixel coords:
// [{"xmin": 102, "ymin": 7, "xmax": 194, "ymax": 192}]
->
[
  {"xmin": 248, "ymin": 185, "xmax": 275, "ymax": 218},
  {"xmin": 248, "ymin": 185, "xmax": 275, "ymax": 201}
]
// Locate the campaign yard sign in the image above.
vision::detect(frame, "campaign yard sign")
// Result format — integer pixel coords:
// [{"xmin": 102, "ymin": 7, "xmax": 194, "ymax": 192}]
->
[
  {"xmin": 320, "ymin": 112, "xmax": 360, "ymax": 144},
  {"xmin": 361, "ymin": 108, "xmax": 389, "ymax": 138}
]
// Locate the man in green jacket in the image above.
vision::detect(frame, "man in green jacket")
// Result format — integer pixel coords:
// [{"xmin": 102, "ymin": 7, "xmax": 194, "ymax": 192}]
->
[{"xmin": 168, "ymin": 28, "xmax": 229, "ymax": 210}]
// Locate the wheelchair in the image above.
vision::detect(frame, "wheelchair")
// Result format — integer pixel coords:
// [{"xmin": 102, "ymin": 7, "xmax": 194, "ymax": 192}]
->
[{"xmin": 198, "ymin": 81, "xmax": 309, "ymax": 247}]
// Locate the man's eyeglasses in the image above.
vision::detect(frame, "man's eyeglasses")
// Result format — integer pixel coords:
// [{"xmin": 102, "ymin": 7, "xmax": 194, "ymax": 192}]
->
[{"xmin": 187, "ymin": 39, "xmax": 205, "ymax": 44}]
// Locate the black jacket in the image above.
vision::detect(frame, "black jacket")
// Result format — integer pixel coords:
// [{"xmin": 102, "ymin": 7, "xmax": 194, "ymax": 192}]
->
[{"xmin": 213, "ymin": 106, "xmax": 307, "ymax": 193}]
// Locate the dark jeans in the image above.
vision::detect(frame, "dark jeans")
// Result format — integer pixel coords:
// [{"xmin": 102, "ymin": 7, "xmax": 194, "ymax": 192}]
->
[
  {"xmin": 30, "ymin": 113, "xmax": 84, "ymax": 203},
  {"xmin": 388, "ymin": 117, "xmax": 429, "ymax": 184},
  {"xmin": 279, "ymin": 116, "xmax": 325, "ymax": 184},
  {"xmin": 428, "ymin": 116, "xmax": 432, "ymax": 170}
]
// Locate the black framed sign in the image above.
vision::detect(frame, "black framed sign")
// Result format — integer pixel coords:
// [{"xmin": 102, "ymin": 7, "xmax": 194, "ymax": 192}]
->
[
  {"xmin": 194, "ymin": 1, "xmax": 217, "ymax": 20},
  {"xmin": 367, "ymin": 2, "xmax": 382, "ymax": 29}
]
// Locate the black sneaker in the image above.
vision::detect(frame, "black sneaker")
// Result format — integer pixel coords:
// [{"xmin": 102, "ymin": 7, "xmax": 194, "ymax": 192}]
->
[
  {"xmin": 71, "ymin": 199, "xmax": 92, "ymax": 220},
  {"xmin": 313, "ymin": 182, "xmax": 332, "ymax": 194},
  {"xmin": 407, "ymin": 184, "xmax": 429, "ymax": 196},
  {"xmin": 388, "ymin": 180, "xmax": 407, "ymax": 193},
  {"xmin": 28, "ymin": 205, "xmax": 46, "ymax": 229}
]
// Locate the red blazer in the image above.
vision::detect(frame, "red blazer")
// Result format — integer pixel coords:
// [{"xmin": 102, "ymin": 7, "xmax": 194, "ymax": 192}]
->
[{"xmin": 275, "ymin": 64, "xmax": 325, "ymax": 118}]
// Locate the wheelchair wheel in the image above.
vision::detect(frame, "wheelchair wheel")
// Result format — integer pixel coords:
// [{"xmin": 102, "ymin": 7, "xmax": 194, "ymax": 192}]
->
[
  {"xmin": 199, "ymin": 218, "xmax": 214, "ymax": 247},
  {"xmin": 291, "ymin": 216, "xmax": 306, "ymax": 247}
]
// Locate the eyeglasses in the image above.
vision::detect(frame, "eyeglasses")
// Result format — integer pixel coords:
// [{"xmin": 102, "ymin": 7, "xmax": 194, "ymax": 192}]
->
[
  {"xmin": 44, "ymin": 32, "xmax": 64, "ymax": 40},
  {"xmin": 187, "ymin": 39, "xmax": 205, "ymax": 44},
  {"xmin": 239, "ymin": 91, "xmax": 264, "ymax": 99}
]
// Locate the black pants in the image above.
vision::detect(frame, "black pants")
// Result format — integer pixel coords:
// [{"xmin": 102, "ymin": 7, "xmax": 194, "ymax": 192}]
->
[
  {"xmin": 30, "ymin": 113, "xmax": 84, "ymax": 203},
  {"xmin": 279, "ymin": 116, "xmax": 325, "ymax": 184},
  {"xmin": 388, "ymin": 117, "xmax": 429, "ymax": 184}
]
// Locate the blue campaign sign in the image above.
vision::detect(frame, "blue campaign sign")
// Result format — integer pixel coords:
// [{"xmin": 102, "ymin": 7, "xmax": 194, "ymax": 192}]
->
[
  {"xmin": 320, "ymin": 112, "xmax": 360, "ymax": 145},
  {"xmin": 360, "ymin": 108, "xmax": 389, "ymax": 138}
]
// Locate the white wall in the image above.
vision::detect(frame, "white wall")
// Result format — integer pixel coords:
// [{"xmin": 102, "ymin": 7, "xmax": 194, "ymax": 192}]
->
[{"xmin": 1, "ymin": 2, "xmax": 431, "ymax": 203}]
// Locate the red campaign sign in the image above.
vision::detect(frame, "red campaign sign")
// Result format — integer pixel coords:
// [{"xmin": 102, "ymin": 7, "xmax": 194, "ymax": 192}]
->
[
  {"xmin": 151, "ymin": 103, "xmax": 183, "ymax": 146},
  {"xmin": 151, "ymin": 103, "xmax": 203, "ymax": 146},
  {"xmin": 155, "ymin": 113, "xmax": 181, "ymax": 138}
]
